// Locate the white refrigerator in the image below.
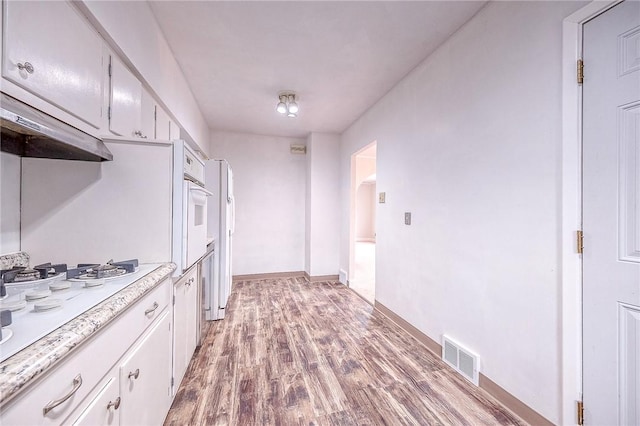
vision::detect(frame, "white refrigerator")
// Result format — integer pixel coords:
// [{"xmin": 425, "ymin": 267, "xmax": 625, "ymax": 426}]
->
[{"xmin": 204, "ymin": 160, "xmax": 234, "ymax": 320}]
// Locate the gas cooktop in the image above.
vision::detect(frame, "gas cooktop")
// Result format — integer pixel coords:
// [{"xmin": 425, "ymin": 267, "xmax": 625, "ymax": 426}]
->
[{"xmin": 0, "ymin": 262, "xmax": 163, "ymax": 362}]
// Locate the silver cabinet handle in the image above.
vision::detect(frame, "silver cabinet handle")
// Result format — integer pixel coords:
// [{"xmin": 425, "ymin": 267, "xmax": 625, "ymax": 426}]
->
[
  {"xmin": 107, "ymin": 397, "xmax": 121, "ymax": 410},
  {"xmin": 128, "ymin": 368, "xmax": 140, "ymax": 380},
  {"xmin": 43, "ymin": 374, "xmax": 82, "ymax": 415},
  {"xmin": 144, "ymin": 302, "xmax": 159, "ymax": 315},
  {"xmin": 17, "ymin": 61, "xmax": 34, "ymax": 74}
]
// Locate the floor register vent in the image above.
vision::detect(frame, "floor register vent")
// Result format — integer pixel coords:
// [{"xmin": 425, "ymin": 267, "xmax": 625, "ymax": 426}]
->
[{"xmin": 442, "ymin": 335, "xmax": 480, "ymax": 386}]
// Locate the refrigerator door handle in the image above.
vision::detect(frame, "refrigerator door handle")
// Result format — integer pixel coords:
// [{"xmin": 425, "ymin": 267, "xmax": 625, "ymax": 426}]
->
[{"xmin": 230, "ymin": 195, "xmax": 236, "ymax": 235}]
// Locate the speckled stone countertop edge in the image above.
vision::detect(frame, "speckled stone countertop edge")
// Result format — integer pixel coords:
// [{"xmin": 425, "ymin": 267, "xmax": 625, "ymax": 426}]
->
[
  {"xmin": 0, "ymin": 262, "xmax": 176, "ymax": 407},
  {"xmin": 0, "ymin": 252, "xmax": 30, "ymax": 271}
]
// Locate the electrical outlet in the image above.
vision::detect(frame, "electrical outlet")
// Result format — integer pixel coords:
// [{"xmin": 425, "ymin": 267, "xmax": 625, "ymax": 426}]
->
[
  {"xmin": 405, "ymin": 212, "xmax": 411, "ymax": 225},
  {"xmin": 379, "ymin": 192, "xmax": 386, "ymax": 203}
]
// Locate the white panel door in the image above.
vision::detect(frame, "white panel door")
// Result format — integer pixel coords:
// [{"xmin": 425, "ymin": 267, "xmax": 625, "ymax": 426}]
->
[
  {"xmin": 155, "ymin": 105, "xmax": 171, "ymax": 141},
  {"xmin": 583, "ymin": 1, "xmax": 640, "ymax": 424},
  {"xmin": 119, "ymin": 311, "xmax": 172, "ymax": 426},
  {"xmin": 173, "ymin": 268, "xmax": 198, "ymax": 392},
  {"xmin": 2, "ymin": 1, "xmax": 103, "ymax": 128},
  {"xmin": 140, "ymin": 87, "xmax": 155, "ymax": 140},
  {"xmin": 72, "ymin": 376, "xmax": 119, "ymax": 426},
  {"xmin": 109, "ymin": 55, "xmax": 141, "ymax": 138}
]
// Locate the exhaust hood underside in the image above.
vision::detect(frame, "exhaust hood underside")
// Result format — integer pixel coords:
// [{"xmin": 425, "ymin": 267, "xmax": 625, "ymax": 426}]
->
[{"xmin": 0, "ymin": 93, "xmax": 112, "ymax": 162}]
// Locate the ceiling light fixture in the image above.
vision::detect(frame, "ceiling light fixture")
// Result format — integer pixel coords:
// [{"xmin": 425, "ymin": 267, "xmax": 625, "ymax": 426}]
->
[{"xmin": 276, "ymin": 92, "xmax": 299, "ymax": 118}]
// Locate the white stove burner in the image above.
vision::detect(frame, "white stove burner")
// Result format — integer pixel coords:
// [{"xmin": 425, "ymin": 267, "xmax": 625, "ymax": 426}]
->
[
  {"xmin": 50, "ymin": 282, "xmax": 71, "ymax": 291},
  {"xmin": 3, "ymin": 273, "xmax": 65, "ymax": 297},
  {"xmin": 0, "ymin": 299, "xmax": 27, "ymax": 312},
  {"xmin": 25, "ymin": 289, "xmax": 52, "ymax": 301},
  {"xmin": 34, "ymin": 299, "xmax": 63, "ymax": 312},
  {"xmin": 69, "ymin": 270, "xmax": 129, "ymax": 282},
  {"xmin": 0, "ymin": 327, "xmax": 13, "ymax": 344},
  {"xmin": 84, "ymin": 279, "xmax": 105, "ymax": 288}
]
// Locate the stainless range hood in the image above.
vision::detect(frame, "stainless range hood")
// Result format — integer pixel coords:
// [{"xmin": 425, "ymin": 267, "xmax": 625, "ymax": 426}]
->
[{"xmin": 0, "ymin": 93, "xmax": 113, "ymax": 162}]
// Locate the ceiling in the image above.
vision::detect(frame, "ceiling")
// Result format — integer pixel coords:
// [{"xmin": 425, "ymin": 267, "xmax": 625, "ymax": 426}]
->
[{"xmin": 149, "ymin": 1, "xmax": 486, "ymax": 139}]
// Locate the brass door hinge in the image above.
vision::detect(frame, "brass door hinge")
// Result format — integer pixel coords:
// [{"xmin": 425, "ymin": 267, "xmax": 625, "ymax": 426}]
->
[
  {"xmin": 577, "ymin": 230, "xmax": 584, "ymax": 254},
  {"xmin": 577, "ymin": 59, "xmax": 584, "ymax": 84},
  {"xmin": 577, "ymin": 400, "xmax": 584, "ymax": 425}
]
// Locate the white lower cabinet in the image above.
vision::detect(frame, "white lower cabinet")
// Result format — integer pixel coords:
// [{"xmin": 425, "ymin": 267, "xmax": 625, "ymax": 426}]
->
[
  {"xmin": 119, "ymin": 311, "xmax": 172, "ymax": 426},
  {"xmin": 172, "ymin": 267, "xmax": 199, "ymax": 395},
  {"xmin": 0, "ymin": 277, "xmax": 172, "ymax": 426},
  {"xmin": 72, "ymin": 376, "xmax": 119, "ymax": 426}
]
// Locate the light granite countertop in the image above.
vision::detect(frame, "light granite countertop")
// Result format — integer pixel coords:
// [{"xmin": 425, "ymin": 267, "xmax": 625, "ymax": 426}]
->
[{"xmin": 0, "ymin": 261, "xmax": 176, "ymax": 406}]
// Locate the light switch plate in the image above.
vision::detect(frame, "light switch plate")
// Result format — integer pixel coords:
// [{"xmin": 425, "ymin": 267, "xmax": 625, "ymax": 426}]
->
[
  {"xmin": 405, "ymin": 212, "xmax": 411, "ymax": 225},
  {"xmin": 379, "ymin": 192, "xmax": 386, "ymax": 203}
]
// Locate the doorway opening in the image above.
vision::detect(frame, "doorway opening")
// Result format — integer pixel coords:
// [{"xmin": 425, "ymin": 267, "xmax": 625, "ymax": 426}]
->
[{"xmin": 349, "ymin": 141, "xmax": 377, "ymax": 304}]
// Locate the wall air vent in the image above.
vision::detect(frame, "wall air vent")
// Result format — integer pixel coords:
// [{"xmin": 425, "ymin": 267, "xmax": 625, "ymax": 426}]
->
[
  {"xmin": 290, "ymin": 144, "xmax": 306, "ymax": 154},
  {"xmin": 442, "ymin": 335, "xmax": 480, "ymax": 386}
]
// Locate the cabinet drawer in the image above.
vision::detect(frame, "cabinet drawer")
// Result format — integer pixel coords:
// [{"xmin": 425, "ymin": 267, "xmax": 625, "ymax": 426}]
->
[
  {"xmin": 0, "ymin": 278, "xmax": 171, "ymax": 425},
  {"xmin": 71, "ymin": 375, "xmax": 119, "ymax": 426}
]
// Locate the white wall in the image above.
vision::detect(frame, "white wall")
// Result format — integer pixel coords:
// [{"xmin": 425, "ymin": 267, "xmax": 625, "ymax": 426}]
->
[
  {"xmin": 339, "ymin": 2, "xmax": 587, "ymax": 423},
  {"xmin": 305, "ymin": 133, "xmax": 341, "ymax": 277},
  {"xmin": 0, "ymin": 152, "xmax": 21, "ymax": 254},
  {"xmin": 356, "ymin": 182, "xmax": 376, "ymax": 241},
  {"xmin": 20, "ymin": 141, "xmax": 173, "ymax": 266},
  {"xmin": 210, "ymin": 131, "xmax": 306, "ymax": 275},
  {"xmin": 78, "ymin": 1, "xmax": 210, "ymax": 153}
]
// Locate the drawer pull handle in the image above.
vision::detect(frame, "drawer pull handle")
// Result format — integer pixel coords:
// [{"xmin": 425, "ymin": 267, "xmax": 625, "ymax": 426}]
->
[
  {"xmin": 128, "ymin": 368, "xmax": 140, "ymax": 380},
  {"xmin": 17, "ymin": 61, "xmax": 34, "ymax": 74},
  {"xmin": 107, "ymin": 397, "xmax": 121, "ymax": 410},
  {"xmin": 43, "ymin": 374, "xmax": 82, "ymax": 415},
  {"xmin": 144, "ymin": 302, "xmax": 159, "ymax": 315}
]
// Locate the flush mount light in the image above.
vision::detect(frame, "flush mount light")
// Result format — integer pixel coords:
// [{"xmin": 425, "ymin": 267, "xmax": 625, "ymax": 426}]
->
[{"xmin": 276, "ymin": 92, "xmax": 299, "ymax": 118}]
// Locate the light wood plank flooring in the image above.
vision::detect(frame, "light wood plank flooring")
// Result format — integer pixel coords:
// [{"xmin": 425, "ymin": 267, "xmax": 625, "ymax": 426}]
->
[{"xmin": 164, "ymin": 277, "xmax": 525, "ymax": 425}]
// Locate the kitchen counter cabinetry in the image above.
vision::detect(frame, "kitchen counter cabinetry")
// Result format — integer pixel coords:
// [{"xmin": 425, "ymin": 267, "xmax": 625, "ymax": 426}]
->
[
  {"xmin": 108, "ymin": 57, "xmax": 180, "ymax": 142},
  {"xmin": 172, "ymin": 267, "xmax": 199, "ymax": 394},
  {"xmin": 0, "ymin": 274, "xmax": 172, "ymax": 425},
  {"xmin": 108, "ymin": 54, "xmax": 145, "ymax": 139},
  {"xmin": 1, "ymin": 1, "xmax": 104, "ymax": 129}
]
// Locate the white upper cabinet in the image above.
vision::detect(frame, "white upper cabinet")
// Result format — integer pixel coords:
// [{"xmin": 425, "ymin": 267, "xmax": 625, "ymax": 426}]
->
[
  {"xmin": 155, "ymin": 105, "xmax": 171, "ymax": 140},
  {"xmin": 140, "ymin": 87, "xmax": 156, "ymax": 139},
  {"xmin": 2, "ymin": 1, "xmax": 103, "ymax": 128},
  {"xmin": 169, "ymin": 118, "xmax": 179, "ymax": 141},
  {"xmin": 109, "ymin": 55, "xmax": 142, "ymax": 138}
]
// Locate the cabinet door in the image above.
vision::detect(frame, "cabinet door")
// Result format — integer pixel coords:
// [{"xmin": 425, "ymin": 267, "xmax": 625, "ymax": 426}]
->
[
  {"xmin": 155, "ymin": 105, "xmax": 171, "ymax": 141},
  {"xmin": 72, "ymin": 376, "xmax": 120, "ymax": 426},
  {"xmin": 119, "ymin": 311, "xmax": 172, "ymax": 426},
  {"xmin": 109, "ymin": 55, "xmax": 141, "ymax": 138},
  {"xmin": 2, "ymin": 1, "xmax": 103, "ymax": 128},
  {"xmin": 169, "ymin": 118, "xmax": 179, "ymax": 141},
  {"xmin": 173, "ymin": 269, "xmax": 198, "ymax": 392},
  {"xmin": 140, "ymin": 87, "xmax": 155, "ymax": 140}
]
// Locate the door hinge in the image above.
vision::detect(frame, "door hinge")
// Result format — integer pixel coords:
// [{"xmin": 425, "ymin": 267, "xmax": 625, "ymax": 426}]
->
[
  {"xmin": 108, "ymin": 61, "xmax": 112, "ymax": 78},
  {"xmin": 171, "ymin": 377, "xmax": 174, "ymax": 387},
  {"xmin": 107, "ymin": 106, "xmax": 111, "ymax": 121},
  {"xmin": 577, "ymin": 400, "xmax": 584, "ymax": 425},
  {"xmin": 173, "ymin": 295, "xmax": 176, "ymax": 305},
  {"xmin": 577, "ymin": 59, "xmax": 584, "ymax": 85},
  {"xmin": 577, "ymin": 230, "xmax": 584, "ymax": 254}
]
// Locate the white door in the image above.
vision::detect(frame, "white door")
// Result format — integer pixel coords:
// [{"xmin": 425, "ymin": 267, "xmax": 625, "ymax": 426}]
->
[
  {"xmin": 220, "ymin": 164, "xmax": 234, "ymax": 313},
  {"xmin": 119, "ymin": 311, "xmax": 172, "ymax": 426},
  {"xmin": 109, "ymin": 55, "xmax": 141, "ymax": 138},
  {"xmin": 583, "ymin": 1, "xmax": 640, "ymax": 424},
  {"xmin": 2, "ymin": 1, "xmax": 103, "ymax": 128}
]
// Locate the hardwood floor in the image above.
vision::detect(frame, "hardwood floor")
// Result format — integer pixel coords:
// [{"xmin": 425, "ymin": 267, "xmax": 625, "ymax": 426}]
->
[{"xmin": 164, "ymin": 277, "xmax": 526, "ymax": 425}]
